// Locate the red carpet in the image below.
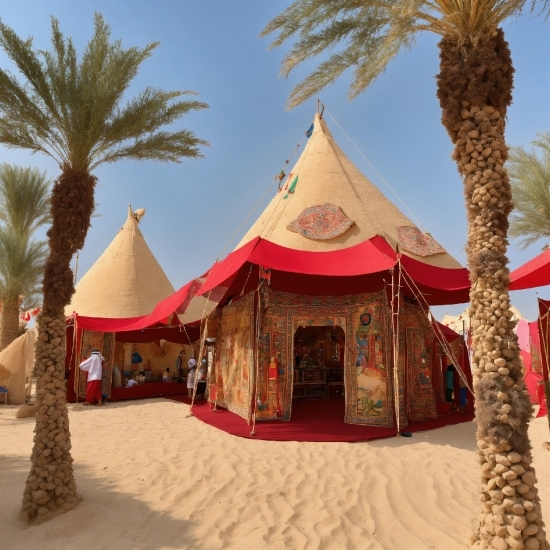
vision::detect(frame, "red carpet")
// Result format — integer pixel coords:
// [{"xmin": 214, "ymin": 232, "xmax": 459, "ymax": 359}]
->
[{"xmin": 168, "ymin": 396, "xmax": 474, "ymax": 442}]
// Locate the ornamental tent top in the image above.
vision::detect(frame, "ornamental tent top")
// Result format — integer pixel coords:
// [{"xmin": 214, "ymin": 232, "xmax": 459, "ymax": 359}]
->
[
  {"xmin": 66, "ymin": 206, "xmax": 175, "ymax": 318},
  {"xmin": 236, "ymin": 113, "xmax": 462, "ymax": 270}
]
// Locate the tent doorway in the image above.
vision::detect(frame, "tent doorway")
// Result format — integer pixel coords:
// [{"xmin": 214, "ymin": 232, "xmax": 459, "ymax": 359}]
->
[{"xmin": 292, "ymin": 326, "xmax": 346, "ymax": 410}]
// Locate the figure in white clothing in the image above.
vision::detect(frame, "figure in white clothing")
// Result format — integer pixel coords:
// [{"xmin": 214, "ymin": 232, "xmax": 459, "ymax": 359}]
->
[{"xmin": 79, "ymin": 349, "xmax": 104, "ymax": 405}]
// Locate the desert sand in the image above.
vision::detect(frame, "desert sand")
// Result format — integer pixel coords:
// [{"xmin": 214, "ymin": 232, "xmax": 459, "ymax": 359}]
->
[{"xmin": 1, "ymin": 399, "xmax": 548, "ymax": 550}]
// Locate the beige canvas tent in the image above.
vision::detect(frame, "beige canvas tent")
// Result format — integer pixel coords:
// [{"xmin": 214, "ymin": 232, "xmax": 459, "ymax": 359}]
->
[
  {"xmin": 200, "ymin": 112, "xmax": 472, "ymax": 430},
  {"xmin": 66, "ymin": 206, "xmax": 175, "ymax": 318},
  {"xmin": 0, "ymin": 328, "xmax": 37, "ymax": 405}
]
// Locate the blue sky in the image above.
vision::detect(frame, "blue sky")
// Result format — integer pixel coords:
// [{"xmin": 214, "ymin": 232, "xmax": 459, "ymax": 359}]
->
[{"xmin": 0, "ymin": 2, "xmax": 548, "ymax": 320}]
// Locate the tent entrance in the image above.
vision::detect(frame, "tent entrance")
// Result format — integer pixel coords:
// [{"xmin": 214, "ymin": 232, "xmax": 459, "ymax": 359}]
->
[{"xmin": 292, "ymin": 325, "xmax": 346, "ymax": 407}]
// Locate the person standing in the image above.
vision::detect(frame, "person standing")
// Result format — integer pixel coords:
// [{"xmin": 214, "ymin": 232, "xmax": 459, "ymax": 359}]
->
[
  {"xmin": 187, "ymin": 358, "xmax": 197, "ymax": 398},
  {"xmin": 79, "ymin": 348, "xmax": 105, "ymax": 406}
]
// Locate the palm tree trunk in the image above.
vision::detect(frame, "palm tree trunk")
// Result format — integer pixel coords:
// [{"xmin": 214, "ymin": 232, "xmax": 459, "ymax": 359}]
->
[
  {"xmin": 20, "ymin": 166, "xmax": 95, "ymax": 524},
  {"xmin": 0, "ymin": 299, "xmax": 20, "ymax": 351},
  {"xmin": 437, "ymin": 30, "xmax": 548, "ymax": 550}
]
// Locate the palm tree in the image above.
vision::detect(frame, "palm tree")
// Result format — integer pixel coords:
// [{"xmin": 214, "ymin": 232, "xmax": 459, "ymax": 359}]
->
[
  {"xmin": 0, "ymin": 14, "xmax": 209, "ymax": 524},
  {"xmin": 262, "ymin": 2, "xmax": 547, "ymax": 548},
  {"xmin": 508, "ymin": 132, "xmax": 550, "ymax": 249},
  {"xmin": 0, "ymin": 164, "xmax": 50, "ymax": 351}
]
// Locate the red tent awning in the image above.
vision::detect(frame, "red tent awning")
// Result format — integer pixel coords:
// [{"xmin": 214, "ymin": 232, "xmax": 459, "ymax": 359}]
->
[
  {"xmin": 509, "ymin": 249, "xmax": 550, "ymax": 290},
  {"xmin": 199, "ymin": 236, "xmax": 470, "ymax": 305}
]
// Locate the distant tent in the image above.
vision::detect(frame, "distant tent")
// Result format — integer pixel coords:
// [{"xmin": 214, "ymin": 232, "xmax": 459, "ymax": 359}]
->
[
  {"xmin": 0, "ymin": 329, "xmax": 37, "ymax": 405},
  {"xmin": 66, "ymin": 205, "xmax": 175, "ymax": 318},
  {"xmin": 199, "ymin": 112, "xmax": 472, "ymax": 431}
]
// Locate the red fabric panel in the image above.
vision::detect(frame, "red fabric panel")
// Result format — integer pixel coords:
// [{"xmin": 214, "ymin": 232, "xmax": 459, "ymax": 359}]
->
[
  {"xmin": 200, "ymin": 237, "xmax": 260, "ymax": 295},
  {"xmin": 537, "ymin": 299, "xmax": 550, "ymax": 382},
  {"xmin": 114, "ymin": 323, "xmax": 200, "ymax": 344},
  {"xmin": 249, "ymin": 236, "xmax": 397, "ymax": 276},
  {"xmin": 400, "ymin": 255, "xmax": 470, "ymax": 294},
  {"xmin": 510, "ymin": 249, "xmax": 550, "ymax": 290},
  {"xmin": 140, "ymin": 279, "xmax": 197, "ymax": 325}
]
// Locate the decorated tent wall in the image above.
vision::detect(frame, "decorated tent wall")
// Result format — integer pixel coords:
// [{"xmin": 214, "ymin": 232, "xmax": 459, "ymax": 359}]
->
[
  {"xmin": 535, "ymin": 299, "xmax": 550, "ymax": 418},
  {"xmin": 208, "ymin": 287, "xmax": 472, "ymax": 427}
]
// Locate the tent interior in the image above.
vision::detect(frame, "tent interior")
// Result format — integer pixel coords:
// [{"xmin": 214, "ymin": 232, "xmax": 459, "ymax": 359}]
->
[{"xmin": 66, "ymin": 316, "xmax": 201, "ymax": 403}]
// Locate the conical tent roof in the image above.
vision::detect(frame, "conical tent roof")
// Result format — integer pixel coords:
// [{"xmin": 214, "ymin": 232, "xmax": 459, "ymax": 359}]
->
[
  {"xmin": 66, "ymin": 207, "xmax": 175, "ymax": 318},
  {"xmin": 237, "ymin": 113, "xmax": 461, "ymax": 269}
]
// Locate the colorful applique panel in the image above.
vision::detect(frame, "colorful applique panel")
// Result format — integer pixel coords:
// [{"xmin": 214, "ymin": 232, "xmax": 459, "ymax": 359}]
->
[
  {"xmin": 286, "ymin": 203, "xmax": 355, "ymax": 241},
  {"xmin": 345, "ymin": 294, "xmax": 393, "ymax": 427},
  {"xmin": 397, "ymin": 226, "xmax": 446, "ymax": 257},
  {"xmin": 215, "ymin": 293, "xmax": 255, "ymax": 421}
]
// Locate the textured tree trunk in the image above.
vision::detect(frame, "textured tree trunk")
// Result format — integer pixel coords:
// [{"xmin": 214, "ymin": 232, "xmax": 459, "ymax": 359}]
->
[
  {"xmin": 437, "ymin": 30, "xmax": 548, "ymax": 550},
  {"xmin": 0, "ymin": 299, "xmax": 20, "ymax": 351},
  {"xmin": 20, "ymin": 167, "xmax": 95, "ymax": 524}
]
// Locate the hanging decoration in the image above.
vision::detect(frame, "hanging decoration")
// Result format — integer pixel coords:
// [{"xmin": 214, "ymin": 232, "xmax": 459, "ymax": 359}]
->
[
  {"xmin": 259, "ymin": 266, "xmax": 272, "ymax": 285},
  {"xmin": 305, "ymin": 123, "xmax": 314, "ymax": 138},
  {"xmin": 19, "ymin": 306, "xmax": 41, "ymax": 322},
  {"xmin": 287, "ymin": 203, "xmax": 355, "ymax": 240},
  {"xmin": 283, "ymin": 175, "xmax": 299, "ymax": 199}
]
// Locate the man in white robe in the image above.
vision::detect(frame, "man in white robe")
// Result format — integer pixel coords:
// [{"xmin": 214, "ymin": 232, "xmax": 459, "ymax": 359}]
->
[{"xmin": 79, "ymin": 349, "xmax": 104, "ymax": 405}]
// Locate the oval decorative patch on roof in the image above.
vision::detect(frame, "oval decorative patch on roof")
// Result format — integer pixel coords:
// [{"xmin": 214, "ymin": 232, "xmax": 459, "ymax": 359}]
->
[
  {"xmin": 397, "ymin": 226, "xmax": 446, "ymax": 257},
  {"xmin": 287, "ymin": 204, "xmax": 355, "ymax": 241}
]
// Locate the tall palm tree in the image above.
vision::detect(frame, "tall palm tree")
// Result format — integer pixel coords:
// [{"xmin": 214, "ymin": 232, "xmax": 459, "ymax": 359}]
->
[
  {"xmin": 0, "ymin": 13, "xmax": 209, "ymax": 524},
  {"xmin": 508, "ymin": 132, "xmax": 550, "ymax": 249},
  {"xmin": 0, "ymin": 164, "xmax": 50, "ymax": 351},
  {"xmin": 262, "ymin": 2, "xmax": 547, "ymax": 548}
]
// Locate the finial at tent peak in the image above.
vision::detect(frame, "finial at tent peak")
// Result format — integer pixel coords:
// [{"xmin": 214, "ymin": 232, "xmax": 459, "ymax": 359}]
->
[
  {"xmin": 128, "ymin": 203, "xmax": 133, "ymax": 219},
  {"xmin": 316, "ymin": 99, "xmax": 325, "ymax": 119}
]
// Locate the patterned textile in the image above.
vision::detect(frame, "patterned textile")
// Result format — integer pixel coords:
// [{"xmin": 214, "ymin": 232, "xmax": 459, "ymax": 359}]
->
[
  {"xmin": 397, "ymin": 226, "xmax": 446, "ymax": 257},
  {"xmin": 346, "ymin": 294, "xmax": 393, "ymax": 427},
  {"xmin": 286, "ymin": 203, "xmax": 355, "ymax": 241},
  {"xmin": 401, "ymin": 301, "xmax": 438, "ymax": 423},
  {"xmin": 213, "ymin": 293, "xmax": 255, "ymax": 421},
  {"xmin": 258, "ymin": 289, "xmax": 394, "ymax": 427},
  {"xmin": 76, "ymin": 330, "xmax": 115, "ymax": 399}
]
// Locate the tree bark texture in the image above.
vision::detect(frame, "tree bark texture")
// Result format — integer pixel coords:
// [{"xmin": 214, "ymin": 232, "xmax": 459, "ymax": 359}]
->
[
  {"xmin": 437, "ymin": 30, "xmax": 548, "ymax": 550},
  {"xmin": 20, "ymin": 167, "xmax": 96, "ymax": 524},
  {"xmin": 0, "ymin": 299, "xmax": 20, "ymax": 351}
]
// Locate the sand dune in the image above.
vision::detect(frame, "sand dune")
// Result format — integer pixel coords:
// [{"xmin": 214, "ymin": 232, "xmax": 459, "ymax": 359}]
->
[{"xmin": 1, "ymin": 399, "xmax": 548, "ymax": 549}]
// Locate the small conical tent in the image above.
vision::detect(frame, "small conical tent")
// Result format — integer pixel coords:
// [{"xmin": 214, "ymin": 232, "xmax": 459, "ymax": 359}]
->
[
  {"xmin": 66, "ymin": 206, "xmax": 175, "ymax": 318},
  {"xmin": 199, "ymin": 112, "xmax": 472, "ymax": 431}
]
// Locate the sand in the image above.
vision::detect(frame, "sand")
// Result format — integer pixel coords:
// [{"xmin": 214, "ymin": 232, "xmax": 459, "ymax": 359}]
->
[{"xmin": 1, "ymin": 399, "xmax": 549, "ymax": 550}]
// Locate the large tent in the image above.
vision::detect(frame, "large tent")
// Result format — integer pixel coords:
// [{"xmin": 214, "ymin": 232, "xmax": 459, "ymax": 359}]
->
[
  {"xmin": 65, "ymin": 208, "xmax": 204, "ymax": 402},
  {"xmin": 198, "ymin": 112, "xmax": 473, "ymax": 431}
]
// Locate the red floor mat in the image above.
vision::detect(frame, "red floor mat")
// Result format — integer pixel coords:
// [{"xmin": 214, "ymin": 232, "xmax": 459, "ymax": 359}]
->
[{"xmin": 168, "ymin": 396, "xmax": 474, "ymax": 442}]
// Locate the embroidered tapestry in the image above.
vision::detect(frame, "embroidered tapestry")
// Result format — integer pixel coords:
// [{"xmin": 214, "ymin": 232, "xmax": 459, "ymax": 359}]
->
[
  {"xmin": 397, "ymin": 226, "xmax": 446, "ymax": 257},
  {"xmin": 401, "ymin": 300, "xmax": 438, "ymax": 423},
  {"xmin": 214, "ymin": 293, "xmax": 255, "ymax": 421},
  {"xmin": 76, "ymin": 330, "xmax": 115, "ymax": 399},
  {"xmin": 345, "ymin": 293, "xmax": 393, "ymax": 427},
  {"xmin": 286, "ymin": 203, "xmax": 355, "ymax": 241}
]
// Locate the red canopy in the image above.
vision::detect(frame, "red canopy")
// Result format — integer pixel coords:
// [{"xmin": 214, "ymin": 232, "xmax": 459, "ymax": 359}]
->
[
  {"xmin": 509, "ymin": 249, "xmax": 550, "ymax": 290},
  {"xmin": 199, "ymin": 236, "xmax": 470, "ymax": 306}
]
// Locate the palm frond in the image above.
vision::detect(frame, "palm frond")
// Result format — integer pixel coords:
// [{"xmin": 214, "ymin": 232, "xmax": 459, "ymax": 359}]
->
[
  {"xmin": 0, "ymin": 13, "xmax": 209, "ymax": 172},
  {"xmin": 0, "ymin": 164, "xmax": 51, "ymax": 234},
  {"xmin": 262, "ymin": 0, "xmax": 529, "ymax": 108},
  {"xmin": 0, "ymin": 229, "xmax": 47, "ymax": 301},
  {"xmin": 509, "ymin": 132, "xmax": 550, "ymax": 249}
]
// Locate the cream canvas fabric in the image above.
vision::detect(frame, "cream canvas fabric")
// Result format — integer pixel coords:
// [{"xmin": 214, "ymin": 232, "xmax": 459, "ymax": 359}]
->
[
  {"xmin": 237, "ymin": 113, "xmax": 462, "ymax": 269},
  {"xmin": 0, "ymin": 328, "xmax": 37, "ymax": 405},
  {"xmin": 66, "ymin": 207, "xmax": 175, "ymax": 318}
]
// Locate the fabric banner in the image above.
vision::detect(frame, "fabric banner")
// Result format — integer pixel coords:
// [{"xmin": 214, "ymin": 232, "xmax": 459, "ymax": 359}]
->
[
  {"xmin": 346, "ymin": 293, "xmax": 393, "ymax": 427},
  {"xmin": 213, "ymin": 293, "xmax": 255, "ymax": 421},
  {"xmin": 401, "ymin": 300, "xmax": 438, "ymax": 423},
  {"xmin": 75, "ymin": 330, "xmax": 116, "ymax": 399}
]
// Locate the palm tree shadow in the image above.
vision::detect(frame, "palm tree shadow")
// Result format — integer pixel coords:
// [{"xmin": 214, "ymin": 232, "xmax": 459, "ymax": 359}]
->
[{"xmin": 1, "ymin": 454, "xmax": 205, "ymax": 550}]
